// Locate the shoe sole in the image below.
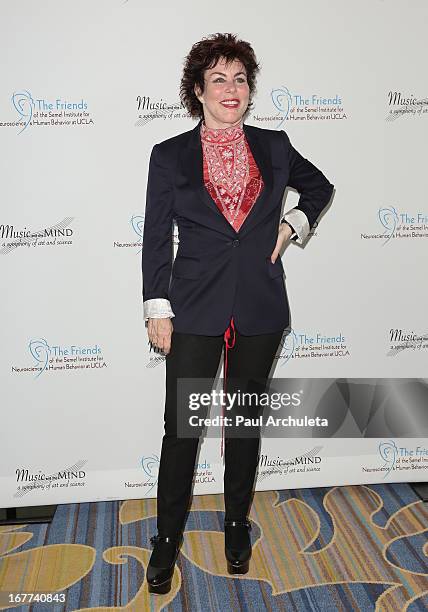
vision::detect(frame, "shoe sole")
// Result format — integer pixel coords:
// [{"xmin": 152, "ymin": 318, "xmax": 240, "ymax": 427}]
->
[
  {"xmin": 148, "ymin": 577, "xmax": 173, "ymax": 594},
  {"xmin": 227, "ymin": 560, "xmax": 250, "ymax": 575}
]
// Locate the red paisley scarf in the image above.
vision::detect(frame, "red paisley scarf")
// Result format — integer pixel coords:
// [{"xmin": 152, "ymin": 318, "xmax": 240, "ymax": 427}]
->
[{"xmin": 201, "ymin": 122, "xmax": 264, "ymax": 232}]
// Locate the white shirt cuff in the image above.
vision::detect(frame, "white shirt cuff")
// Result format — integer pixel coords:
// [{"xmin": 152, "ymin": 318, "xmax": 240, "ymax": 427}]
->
[
  {"xmin": 143, "ymin": 298, "xmax": 175, "ymax": 320},
  {"xmin": 281, "ymin": 209, "xmax": 310, "ymax": 244}
]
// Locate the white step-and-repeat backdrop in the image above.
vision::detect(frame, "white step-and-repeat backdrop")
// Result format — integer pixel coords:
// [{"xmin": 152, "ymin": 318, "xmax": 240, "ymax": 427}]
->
[{"xmin": 1, "ymin": 0, "xmax": 427, "ymax": 508}]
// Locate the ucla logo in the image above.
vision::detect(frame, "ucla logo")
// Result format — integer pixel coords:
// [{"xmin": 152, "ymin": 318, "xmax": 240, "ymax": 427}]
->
[
  {"xmin": 26, "ymin": 338, "xmax": 105, "ymax": 377},
  {"xmin": 268, "ymin": 86, "xmax": 345, "ymax": 128},
  {"xmin": 10, "ymin": 90, "xmax": 90, "ymax": 134}
]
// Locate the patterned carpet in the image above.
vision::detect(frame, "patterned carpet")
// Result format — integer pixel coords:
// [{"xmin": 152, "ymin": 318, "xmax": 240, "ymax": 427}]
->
[{"xmin": 1, "ymin": 483, "xmax": 428, "ymax": 611}]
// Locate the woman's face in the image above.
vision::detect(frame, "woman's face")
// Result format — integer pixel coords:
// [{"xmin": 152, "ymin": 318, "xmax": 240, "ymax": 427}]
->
[{"xmin": 195, "ymin": 57, "xmax": 250, "ymax": 129}]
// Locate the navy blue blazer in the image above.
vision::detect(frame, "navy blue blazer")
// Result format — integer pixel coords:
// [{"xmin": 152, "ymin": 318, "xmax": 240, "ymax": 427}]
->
[{"xmin": 142, "ymin": 119, "xmax": 334, "ymax": 335}]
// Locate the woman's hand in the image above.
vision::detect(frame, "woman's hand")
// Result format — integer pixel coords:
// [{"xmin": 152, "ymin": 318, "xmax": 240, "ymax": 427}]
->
[
  {"xmin": 270, "ymin": 222, "xmax": 293, "ymax": 263},
  {"xmin": 147, "ymin": 317, "xmax": 173, "ymax": 355}
]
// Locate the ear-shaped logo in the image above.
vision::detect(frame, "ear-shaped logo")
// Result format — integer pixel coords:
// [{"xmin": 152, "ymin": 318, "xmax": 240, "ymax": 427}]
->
[
  {"xmin": 278, "ymin": 328, "xmax": 298, "ymax": 365},
  {"xmin": 378, "ymin": 206, "xmax": 399, "ymax": 245},
  {"xmin": 271, "ymin": 86, "xmax": 293, "ymax": 129}
]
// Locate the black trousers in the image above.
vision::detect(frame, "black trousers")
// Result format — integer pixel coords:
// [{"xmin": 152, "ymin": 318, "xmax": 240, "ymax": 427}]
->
[{"xmin": 156, "ymin": 323, "xmax": 284, "ymax": 537}]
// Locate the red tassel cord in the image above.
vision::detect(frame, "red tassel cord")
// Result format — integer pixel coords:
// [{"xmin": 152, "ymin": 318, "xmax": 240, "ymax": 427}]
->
[{"xmin": 221, "ymin": 316, "xmax": 236, "ymax": 458}]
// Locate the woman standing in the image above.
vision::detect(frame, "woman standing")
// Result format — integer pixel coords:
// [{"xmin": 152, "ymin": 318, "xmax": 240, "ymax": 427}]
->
[{"xmin": 142, "ymin": 33, "xmax": 334, "ymax": 594}]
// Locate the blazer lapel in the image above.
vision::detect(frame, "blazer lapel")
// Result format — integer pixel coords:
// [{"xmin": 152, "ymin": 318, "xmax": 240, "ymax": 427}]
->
[
  {"xmin": 242, "ymin": 122, "xmax": 273, "ymax": 190},
  {"xmin": 239, "ymin": 123, "xmax": 274, "ymax": 236},
  {"xmin": 180, "ymin": 119, "xmax": 274, "ymax": 237}
]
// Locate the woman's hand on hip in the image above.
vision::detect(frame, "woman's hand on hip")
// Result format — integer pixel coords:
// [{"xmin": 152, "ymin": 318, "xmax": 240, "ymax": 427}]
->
[
  {"xmin": 270, "ymin": 223, "xmax": 293, "ymax": 263},
  {"xmin": 147, "ymin": 317, "xmax": 173, "ymax": 355}
]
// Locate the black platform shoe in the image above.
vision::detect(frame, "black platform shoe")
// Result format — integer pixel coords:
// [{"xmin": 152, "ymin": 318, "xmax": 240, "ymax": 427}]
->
[
  {"xmin": 224, "ymin": 519, "xmax": 252, "ymax": 575},
  {"xmin": 146, "ymin": 534, "xmax": 182, "ymax": 594}
]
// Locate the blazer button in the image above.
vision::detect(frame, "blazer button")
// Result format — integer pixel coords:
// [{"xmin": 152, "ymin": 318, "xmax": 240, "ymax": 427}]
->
[{"xmin": 232, "ymin": 239, "xmax": 240, "ymax": 247}]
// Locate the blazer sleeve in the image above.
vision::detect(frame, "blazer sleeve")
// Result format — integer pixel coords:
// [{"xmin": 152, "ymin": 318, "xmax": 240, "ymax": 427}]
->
[
  {"xmin": 142, "ymin": 144, "xmax": 174, "ymax": 301},
  {"xmin": 281, "ymin": 130, "xmax": 334, "ymax": 241}
]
